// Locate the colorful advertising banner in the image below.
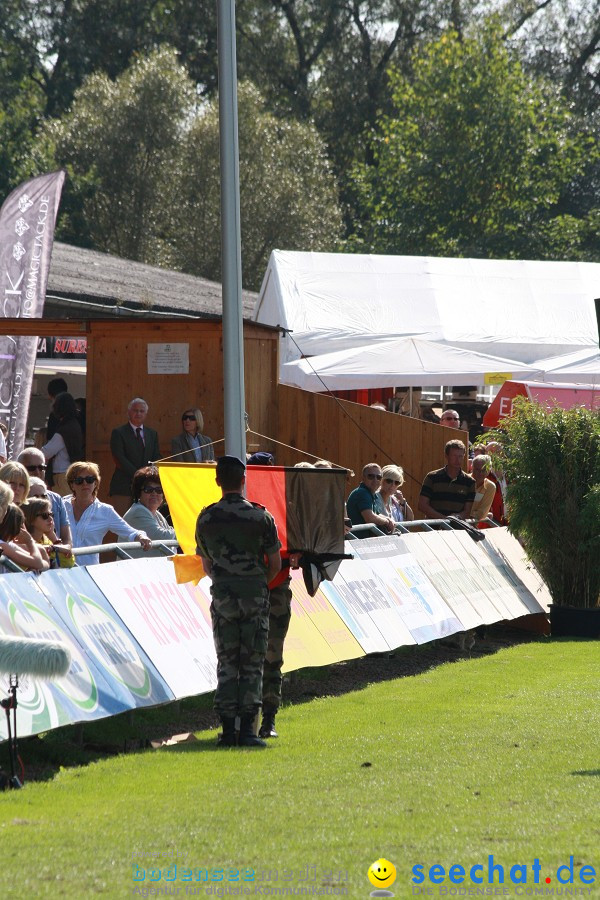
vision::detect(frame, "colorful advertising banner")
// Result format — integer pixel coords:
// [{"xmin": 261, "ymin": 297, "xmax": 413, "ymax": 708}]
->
[
  {"xmin": 351, "ymin": 535, "xmax": 463, "ymax": 643},
  {"xmin": 0, "ymin": 568, "xmax": 172, "ymax": 741},
  {"xmin": 87, "ymin": 559, "xmax": 218, "ymax": 697},
  {"xmin": 0, "ymin": 530, "xmax": 549, "ymax": 741},
  {"xmin": 0, "ymin": 170, "xmax": 65, "ymax": 456}
]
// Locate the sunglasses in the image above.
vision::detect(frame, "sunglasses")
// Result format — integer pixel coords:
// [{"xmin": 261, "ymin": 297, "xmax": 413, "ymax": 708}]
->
[
  {"xmin": 366, "ymin": 473, "xmax": 382, "ymax": 480},
  {"xmin": 182, "ymin": 414, "xmax": 196, "ymax": 421},
  {"xmin": 384, "ymin": 478, "xmax": 401, "ymax": 485},
  {"xmin": 72, "ymin": 476, "xmax": 97, "ymax": 485},
  {"xmin": 142, "ymin": 485, "xmax": 163, "ymax": 494},
  {"xmin": 25, "ymin": 464, "xmax": 47, "ymax": 473},
  {"xmin": 442, "ymin": 416, "xmax": 460, "ymax": 421},
  {"xmin": 37, "ymin": 512, "xmax": 54, "ymax": 520}
]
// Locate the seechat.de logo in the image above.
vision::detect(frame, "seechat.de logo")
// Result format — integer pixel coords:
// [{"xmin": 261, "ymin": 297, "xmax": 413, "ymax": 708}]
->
[{"xmin": 412, "ymin": 855, "xmax": 595, "ymax": 889}]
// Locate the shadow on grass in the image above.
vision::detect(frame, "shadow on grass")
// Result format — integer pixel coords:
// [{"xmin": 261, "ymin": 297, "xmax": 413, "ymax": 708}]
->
[{"xmin": 570, "ymin": 770, "xmax": 600, "ymax": 777}]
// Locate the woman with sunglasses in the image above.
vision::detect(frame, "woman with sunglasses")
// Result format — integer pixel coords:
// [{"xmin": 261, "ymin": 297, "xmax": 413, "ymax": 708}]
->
[
  {"xmin": 21, "ymin": 497, "xmax": 76, "ymax": 568},
  {"xmin": 123, "ymin": 466, "xmax": 176, "ymax": 558},
  {"xmin": 0, "ymin": 502, "xmax": 49, "ymax": 573},
  {"xmin": 377, "ymin": 465, "xmax": 414, "ymax": 525},
  {"xmin": 171, "ymin": 408, "xmax": 214, "ymax": 462},
  {"xmin": 64, "ymin": 461, "xmax": 152, "ymax": 566}
]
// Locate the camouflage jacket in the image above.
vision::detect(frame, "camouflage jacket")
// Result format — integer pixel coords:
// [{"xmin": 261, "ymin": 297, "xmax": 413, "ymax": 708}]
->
[{"xmin": 195, "ymin": 492, "xmax": 281, "ymax": 584}]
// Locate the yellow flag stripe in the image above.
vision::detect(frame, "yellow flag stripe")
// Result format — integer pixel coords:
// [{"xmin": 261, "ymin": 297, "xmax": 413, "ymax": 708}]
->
[{"xmin": 158, "ymin": 463, "xmax": 220, "ymax": 556}]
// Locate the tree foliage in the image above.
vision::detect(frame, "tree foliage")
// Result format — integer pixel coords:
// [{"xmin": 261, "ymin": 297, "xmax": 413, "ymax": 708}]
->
[
  {"xmin": 40, "ymin": 52, "xmax": 341, "ymax": 288},
  {"xmin": 489, "ymin": 399, "xmax": 600, "ymax": 608},
  {"xmin": 42, "ymin": 47, "xmax": 194, "ymax": 262},
  {"xmin": 166, "ymin": 82, "xmax": 343, "ymax": 289},
  {"xmin": 2, "ymin": 1, "xmax": 600, "ymax": 272},
  {"xmin": 349, "ymin": 26, "xmax": 593, "ymax": 258}
]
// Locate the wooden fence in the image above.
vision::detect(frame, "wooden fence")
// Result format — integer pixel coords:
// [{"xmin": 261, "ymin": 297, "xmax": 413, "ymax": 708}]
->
[{"xmin": 271, "ymin": 385, "xmax": 468, "ymax": 512}]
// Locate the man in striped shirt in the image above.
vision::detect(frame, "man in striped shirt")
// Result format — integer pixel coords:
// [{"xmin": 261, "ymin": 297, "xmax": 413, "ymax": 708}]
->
[{"xmin": 418, "ymin": 440, "xmax": 476, "ymax": 520}]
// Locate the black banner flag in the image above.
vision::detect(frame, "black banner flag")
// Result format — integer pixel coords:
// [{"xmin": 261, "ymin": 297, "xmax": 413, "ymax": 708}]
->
[{"xmin": 0, "ymin": 170, "xmax": 65, "ymax": 457}]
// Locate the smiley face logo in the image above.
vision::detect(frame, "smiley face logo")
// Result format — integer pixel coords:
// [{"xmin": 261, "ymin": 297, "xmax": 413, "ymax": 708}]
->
[{"xmin": 368, "ymin": 858, "xmax": 396, "ymax": 890}]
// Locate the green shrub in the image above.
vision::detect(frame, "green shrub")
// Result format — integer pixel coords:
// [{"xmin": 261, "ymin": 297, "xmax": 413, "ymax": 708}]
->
[{"xmin": 490, "ymin": 399, "xmax": 600, "ymax": 608}]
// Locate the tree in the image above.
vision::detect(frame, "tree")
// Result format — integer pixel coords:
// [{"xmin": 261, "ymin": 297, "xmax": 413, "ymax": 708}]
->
[
  {"xmin": 42, "ymin": 47, "xmax": 194, "ymax": 262},
  {"xmin": 349, "ymin": 25, "xmax": 593, "ymax": 259},
  {"xmin": 38, "ymin": 55, "xmax": 341, "ymax": 288},
  {"xmin": 168, "ymin": 82, "xmax": 343, "ymax": 290}
]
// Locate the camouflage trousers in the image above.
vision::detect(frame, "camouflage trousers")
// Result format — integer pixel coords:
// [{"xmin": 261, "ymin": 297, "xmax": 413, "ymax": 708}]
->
[
  {"xmin": 262, "ymin": 578, "xmax": 292, "ymax": 710},
  {"xmin": 210, "ymin": 586, "xmax": 270, "ymax": 719}
]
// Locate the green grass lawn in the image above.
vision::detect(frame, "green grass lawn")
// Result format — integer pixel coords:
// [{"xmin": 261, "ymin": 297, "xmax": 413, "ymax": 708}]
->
[{"xmin": 0, "ymin": 640, "xmax": 598, "ymax": 899}]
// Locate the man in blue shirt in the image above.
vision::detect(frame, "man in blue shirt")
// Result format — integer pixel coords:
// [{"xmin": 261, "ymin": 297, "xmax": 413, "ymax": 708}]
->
[{"xmin": 346, "ymin": 463, "xmax": 395, "ymax": 533}]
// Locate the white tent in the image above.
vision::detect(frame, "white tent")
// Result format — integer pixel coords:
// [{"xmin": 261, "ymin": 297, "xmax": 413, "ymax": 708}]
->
[
  {"xmin": 280, "ymin": 337, "xmax": 543, "ymax": 391},
  {"xmin": 253, "ymin": 251, "xmax": 600, "ymax": 371},
  {"xmin": 533, "ymin": 347, "xmax": 600, "ymax": 383}
]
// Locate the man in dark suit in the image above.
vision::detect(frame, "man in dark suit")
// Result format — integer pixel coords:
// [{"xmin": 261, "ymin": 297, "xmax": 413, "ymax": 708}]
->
[{"xmin": 109, "ymin": 398, "xmax": 161, "ymax": 515}]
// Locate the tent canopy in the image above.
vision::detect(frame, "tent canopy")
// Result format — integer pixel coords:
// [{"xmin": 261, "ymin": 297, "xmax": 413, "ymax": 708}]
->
[
  {"xmin": 254, "ymin": 251, "xmax": 600, "ymax": 369},
  {"xmin": 280, "ymin": 337, "xmax": 542, "ymax": 390},
  {"xmin": 532, "ymin": 347, "xmax": 600, "ymax": 383}
]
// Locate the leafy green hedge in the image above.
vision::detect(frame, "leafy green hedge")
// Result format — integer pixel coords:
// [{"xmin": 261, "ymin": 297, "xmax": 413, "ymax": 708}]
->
[{"xmin": 490, "ymin": 399, "xmax": 600, "ymax": 608}]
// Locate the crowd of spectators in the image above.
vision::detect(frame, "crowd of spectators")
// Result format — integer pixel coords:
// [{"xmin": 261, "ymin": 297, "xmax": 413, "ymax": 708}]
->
[
  {"xmin": 0, "ymin": 391, "xmax": 204, "ymax": 572},
  {"xmin": 0, "ymin": 380, "xmax": 508, "ymax": 573}
]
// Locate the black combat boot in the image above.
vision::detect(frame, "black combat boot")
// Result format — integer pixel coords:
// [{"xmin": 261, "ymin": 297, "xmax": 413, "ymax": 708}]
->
[
  {"xmin": 238, "ymin": 715, "xmax": 267, "ymax": 748},
  {"xmin": 258, "ymin": 704, "xmax": 278, "ymax": 738},
  {"xmin": 217, "ymin": 717, "xmax": 237, "ymax": 747}
]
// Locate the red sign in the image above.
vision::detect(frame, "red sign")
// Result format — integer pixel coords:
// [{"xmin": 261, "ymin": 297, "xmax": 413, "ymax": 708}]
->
[{"xmin": 483, "ymin": 381, "xmax": 600, "ymax": 427}]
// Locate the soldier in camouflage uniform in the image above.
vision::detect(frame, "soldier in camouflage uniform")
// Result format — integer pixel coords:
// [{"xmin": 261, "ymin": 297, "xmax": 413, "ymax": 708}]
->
[
  {"xmin": 195, "ymin": 456, "xmax": 281, "ymax": 748},
  {"xmin": 259, "ymin": 573, "xmax": 292, "ymax": 738}
]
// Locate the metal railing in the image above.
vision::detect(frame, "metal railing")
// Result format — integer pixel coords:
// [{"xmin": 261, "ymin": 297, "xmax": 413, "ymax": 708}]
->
[
  {"xmin": 0, "ymin": 539, "xmax": 181, "ymax": 574},
  {"xmin": 71, "ymin": 539, "xmax": 180, "ymax": 561},
  {"xmin": 347, "ymin": 518, "xmax": 500, "ymax": 540}
]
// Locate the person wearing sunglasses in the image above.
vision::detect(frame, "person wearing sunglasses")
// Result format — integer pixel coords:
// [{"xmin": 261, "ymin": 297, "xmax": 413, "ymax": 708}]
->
[
  {"xmin": 440, "ymin": 409, "xmax": 461, "ymax": 428},
  {"xmin": 377, "ymin": 465, "xmax": 414, "ymax": 525},
  {"xmin": 346, "ymin": 463, "xmax": 395, "ymax": 534},
  {"xmin": 171, "ymin": 408, "xmax": 214, "ymax": 463},
  {"xmin": 18, "ymin": 447, "xmax": 74, "ymax": 551},
  {"xmin": 123, "ymin": 466, "xmax": 176, "ymax": 558},
  {"xmin": 21, "ymin": 497, "xmax": 76, "ymax": 569},
  {"xmin": 0, "ymin": 502, "xmax": 49, "ymax": 573},
  {"xmin": 64, "ymin": 461, "xmax": 152, "ymax": 566}
]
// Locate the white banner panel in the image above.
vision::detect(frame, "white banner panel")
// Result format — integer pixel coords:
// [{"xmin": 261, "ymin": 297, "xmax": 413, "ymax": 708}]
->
[
  {"xmin": 436, "ymin": 531, "xmax": 518, "ymax": 623},
  {"xmin": 402, "ymin": 532, "xmax": 486, "ymax": 629},
  {"xmin": 456, "ymin": 533, "xmax": 538, "ymax": 619},
  {"xmin": 483, "ymin": 530, "xmax": 552, "ymax": 614},
  {"xmin": 322, "ymin": 551, "xmax": 405, "ymax": 652},
  {"xmin": 351, "ymin": 535, "xmax": 462, "ymax": 643},
  {"xmin": 87, "ymin": 559, "xmax": 217, "ymax": 697}
]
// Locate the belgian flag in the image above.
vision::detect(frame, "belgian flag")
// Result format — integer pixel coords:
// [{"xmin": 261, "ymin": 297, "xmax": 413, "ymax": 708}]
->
[{"xmin": 158, "ymin": 463, "xmax": 349, "ymax": 594}]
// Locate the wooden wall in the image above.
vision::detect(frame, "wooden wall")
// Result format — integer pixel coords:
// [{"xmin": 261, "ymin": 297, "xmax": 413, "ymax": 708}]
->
[
  {"xmin": 6, "ymin": 316, "xmax": 467, "ymax": 513},
  {"xmin": 85, "ymin": 319, "xmax": 278, "ymax": 500},
  {"xmin": 273, "ymin": 384, "xmax": 468, "ymax": 512}
]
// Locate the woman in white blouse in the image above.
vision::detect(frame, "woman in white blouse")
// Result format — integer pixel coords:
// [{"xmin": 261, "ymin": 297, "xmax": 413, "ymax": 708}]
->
[{"xmin": 64, "ymin": 461, "xmax": 151, "ymax": 566}]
